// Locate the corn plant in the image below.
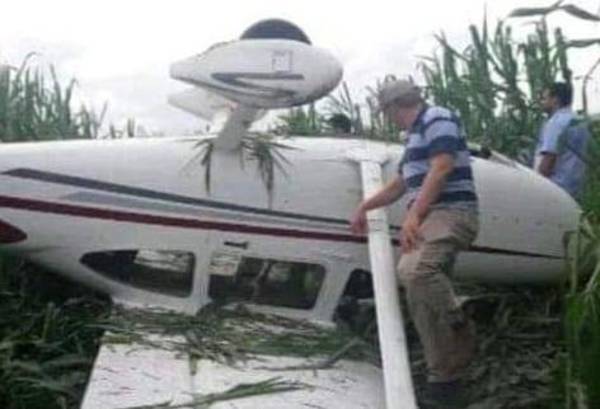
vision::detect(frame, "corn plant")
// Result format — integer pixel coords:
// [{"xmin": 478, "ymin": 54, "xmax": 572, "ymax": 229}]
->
[
  {"xmin": 0, "ymin": 54, "xmax": 119, "ymax": 409},
  {"xmin": 187, "ymin": 133, "xmax": 294, "ymax": 207},
  {"xmin": 273, "ymin": 103, "xmax": 323, "ymax": 136},
  {"xmin": 420, "ymin": 18, "xmax": 575, "ymax": 161},
  {"xmin": 558, "ymin": 125, "xmax": 600, "ymax": 409},
  {"xmin": 510, "ymin": 1, "xmax": 600, "ymax": 116},
  {"xmin": 0, "ymin": 258, "xmax": 110, "ymax": 409},
  {"xmin": 276, "ymin": 77, "xmax": 401, "ymax": 141},
  {"xmin": 0, "ymin": 55, "xmax": 106, "ymax": 141},
  {"xmin": 324, "ymin": 81, "xmax": 364, "ymax": 135},
  {"xmin": 560, "ymin": 212, "xmax": 600, "ymax": 409}
]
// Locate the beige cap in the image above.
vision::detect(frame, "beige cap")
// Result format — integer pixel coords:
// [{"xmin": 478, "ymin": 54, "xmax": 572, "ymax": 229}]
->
[{"xmin": 377, "ymin": 79, "xmax": 422, "ymax": 111}]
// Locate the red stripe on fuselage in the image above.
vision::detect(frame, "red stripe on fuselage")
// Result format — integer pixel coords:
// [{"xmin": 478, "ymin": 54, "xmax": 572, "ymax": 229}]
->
[
  {"xmin": 0, "ymin": 195, "xmax": 369, "ymax": 244},
  {"xmin": 0, "ymin": 195, "xmax": 563, "ymax": 260}
]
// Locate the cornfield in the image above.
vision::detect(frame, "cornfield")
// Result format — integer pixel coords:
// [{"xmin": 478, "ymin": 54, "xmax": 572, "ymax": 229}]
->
[
  {"xmin": 419, "ymin": 19, "xmax": 571, "ymax": 161},
  {"xmin": 0, "ymin": 56, "xmax": 113, "ymax": 409},
  {"xmin": 0, "ymin": 55, "xmax": 105, "ymax": 141}
]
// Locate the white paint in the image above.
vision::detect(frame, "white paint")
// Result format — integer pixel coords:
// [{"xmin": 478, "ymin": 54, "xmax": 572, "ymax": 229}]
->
[
  {"xmin": 81, "ymin": 332, "xmax": 385, "ymax": 409},
  {"xmin": 170, "ymin": 40, "xmax": 342, "ymax": 109},
  {"xmin": 0, "ymin": 136, "xmax": 580, "ymax": 319},
  {"xmin": 359, "ymin": 156, "xmax": 417, "ymax": 409}
]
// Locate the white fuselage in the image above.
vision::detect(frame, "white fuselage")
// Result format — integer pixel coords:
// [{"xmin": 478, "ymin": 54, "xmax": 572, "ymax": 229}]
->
[{"xmin": 0, "ymin": 136, "xmax": 579, "ymax": 321}]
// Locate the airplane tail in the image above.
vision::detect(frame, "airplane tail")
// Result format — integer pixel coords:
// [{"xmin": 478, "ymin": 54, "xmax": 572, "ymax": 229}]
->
[{"xmin": 168, "ymin": 19, "xmax": 342, "ymax": 148}]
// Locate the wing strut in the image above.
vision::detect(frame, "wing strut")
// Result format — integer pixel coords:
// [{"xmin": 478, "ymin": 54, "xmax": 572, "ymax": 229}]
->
[{"xmin": 357, "ymin": 156, "xmax": 418, "ymax": 409}]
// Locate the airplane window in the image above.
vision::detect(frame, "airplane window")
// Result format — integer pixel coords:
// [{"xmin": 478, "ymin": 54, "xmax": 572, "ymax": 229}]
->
[
  {"xmin": 208, "ymin": 255, "xmax": 325, "ymax": 310},
  {"xmin": 335, "ymin": 269, "xmax": 375, "ymax": 331},
  {"xmin": 81, "ymin": 250, "xmax": 195, "ymax": 297}
]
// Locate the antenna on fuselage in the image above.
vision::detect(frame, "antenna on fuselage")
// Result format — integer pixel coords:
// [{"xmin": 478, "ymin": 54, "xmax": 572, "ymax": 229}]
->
[{"xmin": 168, "ymin": 19, "xmax": 343, "ymax": 149}]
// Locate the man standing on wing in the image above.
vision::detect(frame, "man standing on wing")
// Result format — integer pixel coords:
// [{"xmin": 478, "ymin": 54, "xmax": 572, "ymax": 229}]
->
[{"xmin": 350, "ymin": 79, "xmax": 479, "ymax": 403}]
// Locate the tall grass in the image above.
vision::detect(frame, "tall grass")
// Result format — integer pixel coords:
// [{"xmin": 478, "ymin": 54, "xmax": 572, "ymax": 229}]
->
[
  {"xmin": 561, "ymin": 215, "xmax": 600, "ymax": 409},
  {"xmin": 0, "ymin": 257, "xmax": 110, "ymax": 409},
  {"xmin": 0, "ymin": 56, "xmax": 114, "ymax": 409},
  {"xmin": 557, "ymin": 122, "xmax": 600, "ymax": 409},
  {"xmin": 420, "ymin": 18, "xmax": 573, "ymax": 160},
  {"xmin": 273, "ymin": 103, "xmax": 322, "ymax": 136},
  {"xmin": 276, "ymin": 78, "xmax": 400, "ymax": 140},
  {"xmin": 0, "ymin": 55, "xmax": 107, "ymax": 141}
]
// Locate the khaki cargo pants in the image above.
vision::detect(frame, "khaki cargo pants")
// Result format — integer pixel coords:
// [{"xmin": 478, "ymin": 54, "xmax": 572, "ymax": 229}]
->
[{"xmin": 397, "ymin": 208, "xmax": 479, "ymax": 383}]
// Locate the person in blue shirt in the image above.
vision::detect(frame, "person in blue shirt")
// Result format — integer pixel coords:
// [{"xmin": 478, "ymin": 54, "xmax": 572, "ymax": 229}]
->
[{"xmin": 535, "ymin": 82, "xmax": 590, "ymax": 199}]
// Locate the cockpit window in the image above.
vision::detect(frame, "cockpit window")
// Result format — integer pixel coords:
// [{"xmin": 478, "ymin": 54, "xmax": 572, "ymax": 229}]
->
[
  {"xmin": 81, "ymin": 250, "xmax": 195, "ymax": 297},
  {"xmin": 208, "ymin": 253, "xmax": 325, "ymax": 310}
]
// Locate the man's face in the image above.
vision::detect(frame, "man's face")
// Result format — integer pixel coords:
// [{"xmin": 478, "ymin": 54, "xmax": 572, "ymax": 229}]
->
[
  {"xmin": 540, "ymin": 89, "xmax": 557, "ymax": 114},
  {"xmin": 383, "ymin": 103, "xmax": 409, "ymax": 129}
]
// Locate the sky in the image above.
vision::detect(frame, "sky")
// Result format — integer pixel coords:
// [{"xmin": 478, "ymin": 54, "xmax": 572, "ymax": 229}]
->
[{"xmin": 1, "ymin": 0, "xmax": 600, "ymax": 135}]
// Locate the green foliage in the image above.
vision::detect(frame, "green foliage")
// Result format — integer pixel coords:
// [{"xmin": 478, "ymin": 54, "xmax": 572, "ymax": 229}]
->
[
  {"xmin": 0, "ymin": 257, "xmax": 111, "ymax": 409},
  {"xmin": 549, "ymin": 116, "xmax": 600, "ymax": 409},
  {"xmin": 120, "ymin": 377, "xmax": 308, "ymax": 409},
  {"xmin": 274, "ymin": 103, "xmax": 323, "ymax": 136},
  {"xmin": 509, "ymin": 1, "xmax": 600, "ymax": 22},
  {"xmin": 580, "ymin": 122, "xmax": 600, "ymax": 214},
  {"xmin": 0, "ymin": 54, "xmax": 120, "ymax": 409},
  {"xmin": 107, "ymin": 118, "xmax": 137, "ymax": 139},
  {"xmin": 97, "ymin": 305, "xmax": 375, "ymax": 365},
  {"xmin": 420, "ymin": 18, "xmax": 574, "ymax": 160},
  {"xmin": 557, "ymin": 213, "xmax": 600, "ymax": 409},
  {"xmin": 0, "ymin": 55, "xmax": 105, "ymax": 141},
  {"xmin": 187, "ymin": 134, "xmax": 294, "ymax": 205},
  {"xmin": 276, "ymin": 78, "xmax": 400, "ymax": 141}
]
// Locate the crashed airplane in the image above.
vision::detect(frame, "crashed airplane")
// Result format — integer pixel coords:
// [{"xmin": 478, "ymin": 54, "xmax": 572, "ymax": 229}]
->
[{"xmin": 0, "ymin": 19, "xmax": 579, "ymax": 409}]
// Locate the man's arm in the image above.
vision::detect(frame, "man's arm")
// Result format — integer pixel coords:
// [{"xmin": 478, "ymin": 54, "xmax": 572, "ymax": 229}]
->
[
  {"xmin": 536, "ymin": 115, "xmax": 569, "ymax": 177},
  {"xmin": 401, "ymin": 153, "xmax": 454, "ymax": 251},
  {"xmin": 350, "ymin": 175, "xmax": 406, "ymax": 234},
  {"xmin": 409, "ymin": 153, "xmax": 454, "ymax": 219},
  {"xmin": 400, "ymin": 114, "xmax": 461, "ymax": 252},
  {"xmin": 537, "ymin": 153, "xmax": 557, "ymax": 177}
]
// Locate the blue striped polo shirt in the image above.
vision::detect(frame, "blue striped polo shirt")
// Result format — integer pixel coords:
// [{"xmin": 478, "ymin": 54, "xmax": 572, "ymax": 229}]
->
[{"xmin": 399, "ymin": 105, "xmax": 478, "ymax": 210}]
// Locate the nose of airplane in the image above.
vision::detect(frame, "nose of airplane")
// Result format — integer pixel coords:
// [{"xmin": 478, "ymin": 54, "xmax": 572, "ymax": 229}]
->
[{"xmin": 475, "ymin": 157, "xmax": 580, "ymax": 262}]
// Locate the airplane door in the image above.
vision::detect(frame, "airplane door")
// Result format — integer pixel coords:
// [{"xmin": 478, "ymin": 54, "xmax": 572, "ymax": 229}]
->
[{"xmin": 197, "ymin": 231, "xmax": 355, "ymax": 322}]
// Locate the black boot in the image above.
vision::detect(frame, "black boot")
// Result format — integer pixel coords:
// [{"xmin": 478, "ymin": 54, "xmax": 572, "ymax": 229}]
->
[{"xmin": 425, "ymin": 380, "xmax": 464, "ymax": 408}]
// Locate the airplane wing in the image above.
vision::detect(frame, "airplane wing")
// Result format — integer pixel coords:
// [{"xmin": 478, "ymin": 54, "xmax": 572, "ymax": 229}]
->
[
  {"xmin": 168, "ymin": 20, "xmax": 342, "ymax": 150},
  {"xmin": 168, "ymin": 88, "xmax": 261, "ymax": 150},
  {"xmin": 81, "ymin": 318, "xmax": 386, "ymax": 409},
  {"xmin": 351, "ymin": 145, "xmax": 418, "ymax": 409},
  {"xmin": 210, "ymin": 104, "xmax": 261, "ymax": 150},
  {"xmin": 168, "ymin": 87, "xmax": 235, "ymax": 121}
]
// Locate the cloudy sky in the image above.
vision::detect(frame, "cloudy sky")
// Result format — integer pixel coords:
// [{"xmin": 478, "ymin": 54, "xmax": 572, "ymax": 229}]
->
[{"xmin": 1, "ymin": 0, "xmax": 600, "ymax": 135}]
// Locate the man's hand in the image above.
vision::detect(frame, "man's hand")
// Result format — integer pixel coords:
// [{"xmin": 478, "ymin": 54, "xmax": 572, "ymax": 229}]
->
[
  {"xmin": 350, "ymin": 206, "xmax": 368, "ymax": 235},
  {"xmin": 401, "ymin": 152, "xmax": 454, "ymax": 251},
  {"xmin": 400, "ymin": 209, "xmax": 422, "ymax": 252},
  {"xmin": 537, "ymin": 152, "xmax": 557, "ymax": 177},
  {"xmin": 349, "ymin": 176, "xmax": 406, "ymax": 236}
]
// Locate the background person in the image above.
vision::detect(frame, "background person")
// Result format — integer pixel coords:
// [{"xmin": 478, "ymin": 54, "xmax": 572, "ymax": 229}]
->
[{"xmin": 535, "ymin": 82, "xmax": 590, "ymax": 199}]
